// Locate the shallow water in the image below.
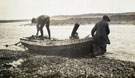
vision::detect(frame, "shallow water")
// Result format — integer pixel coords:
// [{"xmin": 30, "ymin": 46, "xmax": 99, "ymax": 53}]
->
[{"xmin": 0, "ymin": 22, "xmax": 135, "ymax": 62}]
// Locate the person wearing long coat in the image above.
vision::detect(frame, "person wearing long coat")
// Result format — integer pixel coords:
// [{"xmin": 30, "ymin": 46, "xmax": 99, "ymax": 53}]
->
[{"xmin": 91, "ymin": 15, "xmax": 110, "ymax": 55}]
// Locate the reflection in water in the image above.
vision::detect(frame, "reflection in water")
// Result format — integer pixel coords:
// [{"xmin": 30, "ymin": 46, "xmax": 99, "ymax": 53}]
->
[{"xmin": 0, "ymin": 23, "xmax": 135, "ymax": 62}]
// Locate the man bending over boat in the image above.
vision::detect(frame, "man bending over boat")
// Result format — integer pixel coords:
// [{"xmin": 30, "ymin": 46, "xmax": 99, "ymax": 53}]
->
[
  {"xmin": 36, "ymin": 15, "xmax": 51, "ymax": 39},
  {"xmin": 91, "ymin": 15, "xmax": 110, "ymax": 56}
]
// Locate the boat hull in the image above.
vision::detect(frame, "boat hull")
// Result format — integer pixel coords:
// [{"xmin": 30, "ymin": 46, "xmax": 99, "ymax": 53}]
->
[{"xmin": 20, "ymin": 37, "xmax": 93, "ymax": 57}]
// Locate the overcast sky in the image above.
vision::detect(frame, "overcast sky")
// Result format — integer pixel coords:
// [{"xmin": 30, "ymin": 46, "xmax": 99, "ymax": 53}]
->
[{"xmin": 0, "ymin": 0, "xmax": 135, "ymax": 19}]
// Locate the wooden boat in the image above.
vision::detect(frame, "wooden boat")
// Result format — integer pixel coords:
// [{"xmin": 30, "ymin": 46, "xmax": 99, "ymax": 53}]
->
[{"xmin": 20, "ymin": 36, "xmax": 93, "ymax": 57}]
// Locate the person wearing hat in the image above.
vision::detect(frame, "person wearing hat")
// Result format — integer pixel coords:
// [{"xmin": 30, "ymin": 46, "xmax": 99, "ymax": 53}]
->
[{"xmin": 91, "ymin": 15, "xmax": 110, "ymax": 56}]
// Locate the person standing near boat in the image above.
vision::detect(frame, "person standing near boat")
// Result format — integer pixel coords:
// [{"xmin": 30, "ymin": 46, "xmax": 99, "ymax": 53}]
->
[
  {"xmin": 91, "ymin": 15, "xmax": 110, "ymax": 56},
  {"xmin": 36, "ymin": 15, "xmax": 51, "ymax": 39}
]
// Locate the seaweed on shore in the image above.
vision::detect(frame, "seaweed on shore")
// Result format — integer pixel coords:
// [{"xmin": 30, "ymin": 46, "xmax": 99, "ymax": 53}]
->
[{"xmin": 0, "ymin": 49, "xmax": 135, "ymax": 78}]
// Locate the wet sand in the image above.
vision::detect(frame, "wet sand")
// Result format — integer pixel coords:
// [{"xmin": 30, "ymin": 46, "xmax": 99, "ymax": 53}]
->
[{"xmin": 0, "ymin": 49, "xmax": 135, "ymax": 78}]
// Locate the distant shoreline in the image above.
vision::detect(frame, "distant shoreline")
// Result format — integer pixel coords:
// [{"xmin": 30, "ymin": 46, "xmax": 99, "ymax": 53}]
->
[
  {"xmin": 0, "ymin": 19, "xmax": 29, "ymax": 23},
  {"xmin": 1, "ymin": 12, "xmax": 135, "ymax": 25},
  {"xmin": 20, "ymin": 23, "xmax": 135, "ymax": 27}
]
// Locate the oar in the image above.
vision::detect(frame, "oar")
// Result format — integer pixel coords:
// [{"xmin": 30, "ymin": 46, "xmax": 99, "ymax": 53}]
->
[{"xmin": 84, "ymin": 34, "xmax": 92, "ymax": 39}]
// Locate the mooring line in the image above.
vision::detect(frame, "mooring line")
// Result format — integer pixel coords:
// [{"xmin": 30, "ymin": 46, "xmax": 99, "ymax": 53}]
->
[{"xmin": 3, "ymin": 42, "xmax": 21, "ymax": 47}]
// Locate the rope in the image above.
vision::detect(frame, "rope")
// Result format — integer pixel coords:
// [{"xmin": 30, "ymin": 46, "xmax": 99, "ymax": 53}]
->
[{"xmin": 4, "ymin": 42, "xmax": 21, "ymax": 47}]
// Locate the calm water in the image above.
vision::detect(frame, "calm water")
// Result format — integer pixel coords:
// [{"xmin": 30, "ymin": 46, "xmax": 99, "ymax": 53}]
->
[{"xmin": 0, "ymin": 22, "xmax": 135, "ymax": 62}]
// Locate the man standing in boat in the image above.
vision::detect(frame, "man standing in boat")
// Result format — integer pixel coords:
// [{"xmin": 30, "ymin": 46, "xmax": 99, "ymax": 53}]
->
[
  {"xmin": 36, "ymin": 15, "xmax": 51, "ymax": 39},
  {"xmin": 91, "ymin": 15, "xmax": 110, "ymax": 56}
]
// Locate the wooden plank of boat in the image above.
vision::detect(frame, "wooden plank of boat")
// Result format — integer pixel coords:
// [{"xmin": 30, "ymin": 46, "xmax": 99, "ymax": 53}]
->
[{"xmin": 20, "ymin": 37, "xmax": 93, "ymax": 57}]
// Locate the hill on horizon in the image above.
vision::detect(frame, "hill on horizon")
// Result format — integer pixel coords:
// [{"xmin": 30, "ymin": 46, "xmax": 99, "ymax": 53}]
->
[
  {"xmin": 0, "ymin": 12, "xmax": 135, "ymax": 25},
  {"xmin": 51, "ymin": 12, "xmax": 135, "ymax": 25}
]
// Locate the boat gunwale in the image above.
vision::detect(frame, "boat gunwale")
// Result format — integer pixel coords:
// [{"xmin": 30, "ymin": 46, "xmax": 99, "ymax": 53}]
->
[{"xmin": 20, "ymin": 37, "xmax": 93, "ymax": 47}]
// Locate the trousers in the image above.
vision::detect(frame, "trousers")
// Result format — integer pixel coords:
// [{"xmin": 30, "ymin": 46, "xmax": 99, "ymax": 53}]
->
[{"xmin": 93, "ymin": 43, "xmax": 107, "ymax": 56}]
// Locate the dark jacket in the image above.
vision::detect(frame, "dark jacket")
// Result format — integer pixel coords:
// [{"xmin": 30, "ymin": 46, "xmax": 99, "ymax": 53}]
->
[{"xmin": 91, "ymin": 20, "xmax": 110, "ymax": 45}]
